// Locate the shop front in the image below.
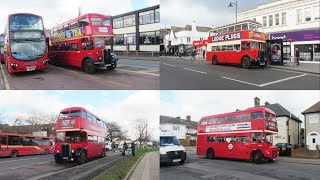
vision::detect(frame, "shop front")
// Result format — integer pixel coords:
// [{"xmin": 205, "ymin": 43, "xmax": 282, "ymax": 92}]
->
[{"xmin": 270, "ymin": 29, "xmax": 320, "ymax": 62}]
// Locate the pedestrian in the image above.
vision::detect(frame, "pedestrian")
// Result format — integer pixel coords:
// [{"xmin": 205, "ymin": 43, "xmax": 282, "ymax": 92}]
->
[
  {"xmin": 122, "ymin": 142, "xmax": 128, "ymax": 156},
  {"xmin": 295, "ymin": 47, "xmax": 300, "ymax": 65},
  {"xmin": 191, "ymin": 48, "xmax": 197, "ymax": 61},
  {"xmin": 203, "ymin": 49, "xmax": 206, "ymax": 59},
  {"xmin": 131, "ymin": 141, "xmax": 135, "ymax": 156}
]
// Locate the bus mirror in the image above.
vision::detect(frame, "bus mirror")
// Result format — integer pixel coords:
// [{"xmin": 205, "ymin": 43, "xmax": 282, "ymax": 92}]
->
[{"xmin": 3, "ymin": 45, "xmax": 7, "ymax": 52}]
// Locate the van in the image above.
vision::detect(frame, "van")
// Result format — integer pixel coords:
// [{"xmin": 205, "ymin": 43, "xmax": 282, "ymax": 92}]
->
[{"xmin": 160, "ymin": 132, "xmax": 187, "ymax": 165}]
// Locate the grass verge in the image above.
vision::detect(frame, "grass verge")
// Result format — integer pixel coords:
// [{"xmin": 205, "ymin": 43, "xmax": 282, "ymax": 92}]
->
[{"xmin": 96, "ymin": 147, "xmax": 159, "ymax": 180}]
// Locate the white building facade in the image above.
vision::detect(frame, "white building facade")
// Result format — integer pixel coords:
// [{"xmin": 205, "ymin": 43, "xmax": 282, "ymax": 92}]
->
[
  {"xmin": 238, "ymin": 0, "xmax": 320, "ymax": 62},
  {"xmin": 302, "ymin": 101, "xmax": 320, "ymax": 150}
]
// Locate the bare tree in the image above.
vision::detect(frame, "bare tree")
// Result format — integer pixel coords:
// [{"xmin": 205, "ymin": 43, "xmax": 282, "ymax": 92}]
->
[
  {"xmin": 106, "ymin": 122, "xmax": 127, "ymax": 142},
  {"xmin": 133, "ymin": 119, "xmax": 150, "ymax": 147}
]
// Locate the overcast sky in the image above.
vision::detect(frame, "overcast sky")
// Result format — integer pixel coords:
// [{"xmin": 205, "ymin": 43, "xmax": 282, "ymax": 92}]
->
[
  {"xmin": 161, "ymin": 0, "xmax": 274, "ymax": 28},
  {"xmin": 0, "ymin": 91, "xmax": 160, "ymax": 141},
  {"xmin": 161, "ymin": 91, "xmax": 320, "ymax": 126},
  {"xmin": 0, "ymin": 0, "xmax": 159, "ymax": 31}
]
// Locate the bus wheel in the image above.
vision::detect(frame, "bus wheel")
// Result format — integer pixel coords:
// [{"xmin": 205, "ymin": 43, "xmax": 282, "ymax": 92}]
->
[
  {"xmin": 53, "ymin": 56, "xmax": 61, "ymax": 66},
  {"xmin": 77, "ymin": 151, "xmax": 87, "ymax": 165},
  {"xmin": 212, "ymin": 56, "xmax": 218, "ymax": 65},
  {"xmin": 83, "ymin": 59, "xmax": 96, "ymax": 74},
  {"xmin": 44, "ymin": 149, "xmax": 49, "ymax": 155},
  {"xmin": 11, "ymin": 150, "xmax": 18, "ymax": 158},
  {"xmin": 54, "ymin": 156, "xmax": 63, "ymax": 164},
  {"xmin": 252, "ymin": 152, "xmax": 263, "ymax": 164},
  {"xmin": 107, "ymin": 64, "xmax": 116, "ymax": 70},
  {"xmin": 206, "ymin": 148, "xmax": 215, "ymax": 159},
  {"xmin": 241, "ymin": 57, "xmax": 251, "ymax": 69},
  {"xmin": 179, "ymin": 160, "xmax": 185, "ymax": 164}
]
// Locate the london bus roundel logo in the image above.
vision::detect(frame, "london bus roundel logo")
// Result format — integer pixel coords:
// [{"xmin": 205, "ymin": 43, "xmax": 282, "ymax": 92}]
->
[{"xmin": 228, "ymin": 144, "xmax": 233, "ymax": 150}]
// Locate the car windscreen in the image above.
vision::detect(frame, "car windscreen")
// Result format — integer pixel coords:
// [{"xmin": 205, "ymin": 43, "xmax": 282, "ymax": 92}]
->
[{"xmin": 160, "ymin": 136, "xmax": 181, "ymax": 146}]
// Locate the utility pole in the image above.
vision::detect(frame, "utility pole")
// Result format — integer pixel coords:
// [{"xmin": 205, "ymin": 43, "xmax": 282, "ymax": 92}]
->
[{"xmin": 78, "ymin": 6, "xmax": 82, "ymax": 17}]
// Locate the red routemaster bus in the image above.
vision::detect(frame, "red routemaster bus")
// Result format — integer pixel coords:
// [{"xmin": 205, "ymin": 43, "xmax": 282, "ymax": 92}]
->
[
  {"xmin": 0, "ymin": 132, "xmax": 54, "ymax": 158},
  {"xmin": 49, "ymin": 13, "xmax": 118, "ymax": 74},
  {"xmin": 54, "ymin": 107, "xmax": 107, "ymax": 164},
  {"xmin": 3, "ymin": 13, "xmax": 49, "ymax": 73},
  {"xmin": 0, "ymin": 34, "xmax": 4, "ymax": 63},
  {"xmin": 197, "ymin": 107, "xmax": 279, "ymax": 164},
  {"xmin": 206, "ymin": 20, "xmax": 267, "ymax": 69}
]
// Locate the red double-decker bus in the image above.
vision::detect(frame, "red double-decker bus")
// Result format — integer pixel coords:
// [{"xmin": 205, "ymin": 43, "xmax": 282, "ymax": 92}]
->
[
  {"xmin": 0, "ymin": 33, "xmax": 4, "ymax": 63},
  {"xmin": 0, "ymin": 132, "xmax": 54, "ymax": 158},
  {"xmin": 54, "ymin": 107, "xmax": 107, "ymax": 164},
  {"xmin": 197, "ymin": 107, "xmax": 279, "ymax": 164},
  {"xmin": 206, "ymin": 20, "xmax": 267, "ymax": 69},
  {"xmin": 49, "ymin": 13, "xmax": 117, "ymax": 74},
  {"xmin": 3, "ymin": 13, "xmax": 49, "ymax": 73}
]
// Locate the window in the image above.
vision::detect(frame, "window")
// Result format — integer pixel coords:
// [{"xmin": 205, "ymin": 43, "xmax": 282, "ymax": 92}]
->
[
  {"xmin": 70, "ymin": 22, "xmax": 78, "ymax": 29},
  {"xmin": 309, "ymin": 113, "xmax": 319, "ymax": 123},
  {"xmin": 252, "ymin": 18, "xmax": 256, "ymax": 21},
  {"xmin": 238, "ymin": 114, "xmax": 250, "ymax": 120},
  {"xmin": 201, "ymin": 119, "xmax": 208, "ymax": 125},
  {"xmin": 211, "ymin": 46, "xmax": 216, "ymax": 51},
  {"xmin": 297, "ymin": 9, "xmax": 302, "ymax": 23},
  {"xmin": 216, "ymin": 137, "xmax": 225, "ymax": 142},
  {"xmin": 139, "ymin": 10, "xmax": 155, "ymax": 25},
  {"xmin": 87, "ymin": 113, "xmax": 93, "ymax": 122},
  {"xmin": 64, "ymin": 25, "xmax": 70, "ymax": 32},
  {"xmin": 269, "ymin": 15, "xmax": 273, "ymax": 26},
  {"xmin": 123, "ymin": 15, "xmax": 135, "ymax": 27},
  {"xmin": 103, "ymin": 18, "xmax": 111, "ymax": 26},
  {"xmin": 251, "ymin": 111, "xmax": 264, "ymax": 119},
  {"xmin": 87, "ymin": 39, "xmax": 94, "ymax": 50},
  {"xmin": 155, "ymin": 8, "xmax": 160, "ymax": 22},
  {"xmin": 226, "ymin": 136, "xmax": 236, "ymax": 143},
  {"xmin": 222, "ymin": 28, "xmax": 227, "ymax": 33},
  {"xmin": 64, "ymin": 44, "xmax": 71, "ymax": 51},
  {"xmin": 217, "ymin": 117, "xmax": 226, "ymax": 123},
  {"xmin": 241, "ymin": 41, "xmax": 246, "ymax": 50},
  {"xmin": 1, "ymin": 136, "xmax": 6, "ymax": 145},
  {"xmin": 263, "ymin": 16, "xmax": 267, "ymax": 27},
  {"xmin": 281, "ymin": 12, "xmax": 286, "ymax": 25},
  {"xmin": 173, "ymin": 126, "xmax": 180, "ymax": 131},
  {"xmin": 235, "ymin": 24, "xmax": 241, "ymax": 31},
  {"xmin": 241, "ymin": 23, "xmax": 248, "ymax": 30},
  {"xmin": 314, "ymin": 6, "xmax": 320, "ymax": 20},
  {"xmin": 221, "ymin": 45, "xmax": 226, "ymax": 51},
  {"xmin": 227, "ymin": 45, "xmax": 233, "ymax": 51},
  {"xmin": 275, "ymin": 14, "xmax": 280, "ymax": 25},
  {"xmin": 207, "ymin": 136, "xmax": 215, "ymax": 142},
  {"xmin": 71, "ymin": 43, "xmax": 78, "ymax": 51},
  {"xmin": 246, "ymin": 42, "xmax": 251, "ymax": 50},
  {"xmin": 79, "ymin": 18, "xmax": 90, "ymax": 27},
  {"xmin": 91, "ymin": 18, "xmax": 101, "ymax": 25},
  {"xmin": 115, "ymin": 34, "xmax": 124, "ymax": 45},
  {"xmin": 234, "ymin": 44, "xmax": 240, "ymax": 50},
  {"xmin": 227, "ymin": 115, "xmax": 237, "ymax": 122},
  {"xmin": 81, "ymin": 38, "xmax": 87, "ymax": 50},
  {"xmin": 113, "ymin": 17, "xmax": 123, "ymax": 28},
  {"xmin": 249, "ymin": 24, "xmax": 256, "ymax": 31},
  {"xmin": 228, "ymin": 26, "xmax": 235, "ymax": 33},
  {"xmin": 237, "ymin": 136, "xmax": 249, "ymax": 143},
  {"xmin": 140, "ymin": 31, "xmax": 157, "ymax": 45},
  {"xmin": 305, "ymin": 8, "xmax": 311, "ymax": 21},
  {"xmin": 94, "ymin": 37, "xmax": 105, "ymax": 48},
  {"xmin": 251, "ymin": 133, "xmax": 257, "ymax": 142},
  {"xmin": 59, "ymin": 111, "xmax": 69, "ymax": 119},
  {"xmin": 8, "ymin": 136, "xmax": 20, "ymax": 145},
  {"xmin": 187, "ymin": 37, "xmax": 191, "ymax": 43},
  {"xmin": 208, "ymin": 118, "xmax": 217, "ymax": 124},
  {"xmin": 70, "ymin": 110, "xmax": 80, "ymax": 117}
]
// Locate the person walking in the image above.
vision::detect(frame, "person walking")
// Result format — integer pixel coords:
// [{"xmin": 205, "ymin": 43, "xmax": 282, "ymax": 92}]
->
[
  {"xmin": 191, "ymin": 48, "xmax": 197, "ymax": 61},
  {"xmin": 122, "ymin": 142, "xmax": 128, "ymax": 156},
  {"xmin": 203, "ymin": 49, "xmax": 206, "ymax": 59},
  {"xmin": 131, "ymin": 141, "xmax": 136, "ymax": 156},
  {"xmin": 295, "ymin": 47, "xmax": 300, "ymax": 65}
]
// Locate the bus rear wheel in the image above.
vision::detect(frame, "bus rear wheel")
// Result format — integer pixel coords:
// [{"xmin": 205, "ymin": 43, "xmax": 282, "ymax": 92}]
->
[
  {"xmin": 77, "ymin": 151, "xmax": 87, "ymax": 165},
  {"xmin": 206, "ymin": 148, "xmax": 215, "ymax": 159},
  {"xmin": 83, "ymin": 59, "xmax": 96, "ymax": 74},
  {"xmin": 242, "ymin": 57, "xmax": 251, "ymax": 69},
  {"xmin": 252, "ymin": 152, "xmax": 263, "ymax": 164},
  {"xmin": 11, "ymin": 150, "xmax": 18, "ymax": 158},
  {"xmin": 212, "ymin": 56, "xmax": 218, "ymax": 65},
  {"xmin": 53, "ymin": 56, "xmax": 61, "ymax": 66},
  {"xmin": 44, "ymin": 149, "xmax": 49, "ymax": 155}
]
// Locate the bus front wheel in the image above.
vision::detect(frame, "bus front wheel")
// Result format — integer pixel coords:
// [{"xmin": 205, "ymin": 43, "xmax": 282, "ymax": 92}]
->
[
  {"xmin": 206, "ymin": 148, "xmax": 215, "ymax": 159},
  {"xmin": 83, "ymin": 59, "xmax": 96, "ymax": 74},
  {"xmin": 241, "ymin": 57, "xmax": 251, "ymax": 69},
  {"xmin": 77, "ymin": 151, "xmax": 87, "ymax": 165},
  {"xmin": 55, "ymin": 156, "xmax": 63, "ymax": 164},
  {"xmin": 11, "ymin": 150, "xmax": 18, "ymax": 158},
  {"xmin": 252, "ymin": 152, "xmax": 263, "ymax": 164},
  {"xmin": 212, "ymin": 56, "xmax": 218, "ymax": 65}
]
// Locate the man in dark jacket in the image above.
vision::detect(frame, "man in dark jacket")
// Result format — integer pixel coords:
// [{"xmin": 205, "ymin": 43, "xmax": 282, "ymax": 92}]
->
[
  {"xmin": 295, "ymin": 48, "xmax": 300, "ymax": 65},
  {"xmin": 131, "ymin": 141, "xmax": 135, "ymax": 156}
]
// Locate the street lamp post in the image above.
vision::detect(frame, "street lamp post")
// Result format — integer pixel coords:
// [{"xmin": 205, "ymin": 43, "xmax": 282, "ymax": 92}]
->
[{"xmin": 228, "ymin": 0, "xmax": 238, "ymax": 23}]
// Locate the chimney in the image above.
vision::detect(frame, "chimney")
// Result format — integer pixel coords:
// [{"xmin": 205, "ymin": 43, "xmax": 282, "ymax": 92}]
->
[
  {"xmin": 192, "ymin": 21, "xmax": 196, "ymax": 33},
  {"xmin": 254, "ymin": 97, "xmax": 260, "ymax": 107},
  {"xmin": 186, "ymin": 115, "xmax": 191, "ymax": 121},
  {"xmin": 265, "ymin": 101, "xmax": 270, "ymax": 106}
]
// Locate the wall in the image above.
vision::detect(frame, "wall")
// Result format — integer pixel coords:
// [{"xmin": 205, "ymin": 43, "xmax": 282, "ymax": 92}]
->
[
  {"xmin": 273, "ymin": 116, "xmax": 289, "ymax": 145},
  {"xmin": 160, "ymin": 123, "xmax": 187, "ymax": 139}
]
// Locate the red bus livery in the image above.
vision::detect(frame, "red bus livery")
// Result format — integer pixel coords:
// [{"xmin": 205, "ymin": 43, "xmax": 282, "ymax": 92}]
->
[
  {"xmin": 206, "ymin": 20, "xmax": 267, "ymax": 69},
  {"xmin": 3, "ymin": 13, "xmax": 49, "ymax": 73},
  {"xmin": 49, "ymin": 13, "xmax": 118, "ymax": 74},
  {"xmin": 0, "ymin": 132, "xmax": 54, "ymax": 158},
  {"xmin": 0, "ymin": 34, "xmax": 4, "ymax": 63},
  {"xmin": 54, "ymin": 107, "xmax": 107, "ymax": 164},
  {"xmin": 197, "ymin": 107, "xmax": 279, "ymax": 164}
]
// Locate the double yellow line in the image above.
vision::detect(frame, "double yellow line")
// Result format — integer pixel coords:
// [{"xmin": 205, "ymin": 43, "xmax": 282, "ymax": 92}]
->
[{"xmin": 0, "ymin": 64, "xmax": 10, "ymax": 90}]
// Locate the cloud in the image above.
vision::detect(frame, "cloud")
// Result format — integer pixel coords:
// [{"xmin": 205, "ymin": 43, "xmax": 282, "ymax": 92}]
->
[{"xmin": 144, "ymin": 0, "xmax": 160, "ymax": 6}]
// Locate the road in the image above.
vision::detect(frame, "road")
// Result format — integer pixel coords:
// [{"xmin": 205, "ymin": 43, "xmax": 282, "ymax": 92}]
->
[
  {"xmin": 160, "ymin": 57, "xmax": 320, "ymax": 90},
  {"xmin": 0, "ymin": 151, "xmax": 121, "ymax": 180},
  {"xmin": 0, "ymin": 58, "xmax": 159, "ymax": 90},
  {"xmin": 160, "ymin": 147, "xmax": 320, "ymax": 180}
]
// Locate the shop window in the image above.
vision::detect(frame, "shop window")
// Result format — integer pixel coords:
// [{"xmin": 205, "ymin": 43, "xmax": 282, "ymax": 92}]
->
[
  {"xmin": 115, "ymin": 34, "xmax": 124, "ymax": 45},
  {"xmin": 124, "ymin": 33, "xmax": 136, "ymax": 45},
  {"xmin": 113, "ymin": 17, "xmax": 123, "ymax": 29},
  {"xmin": 140, "ymin": 31, "xmax": 157, "ymax": 45}
]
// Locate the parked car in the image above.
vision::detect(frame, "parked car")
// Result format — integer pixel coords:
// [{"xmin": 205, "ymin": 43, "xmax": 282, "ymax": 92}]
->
[
  {"xmin": 160, "ymin": 131, "xmax": 186, "ymax": 165},
  {"xmin": 275, "ymin": 143, "xmax": 292, "ymax": 156}
]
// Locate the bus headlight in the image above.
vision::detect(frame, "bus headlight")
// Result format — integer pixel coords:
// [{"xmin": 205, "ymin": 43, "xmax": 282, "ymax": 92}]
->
[
  {"xmin": 57, "ymin": 150, "xmax": 60, "ymax": 153},
  {"xmin": 43, "ymin": 60, "xmax": 49, "ymax": 64},
  {"xmin": 98, "ymin": 56, "xmax": 102, "ymax": 60},
  {"xmin": 72, "ymin": 150, "xmax": 74, "ymax": 153},
  {"xmin": 11, "ymin": 63, "xmax": 18, "ymax": 69}
]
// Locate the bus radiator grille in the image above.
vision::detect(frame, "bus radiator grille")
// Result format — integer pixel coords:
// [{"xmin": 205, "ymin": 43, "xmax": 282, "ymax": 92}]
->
[{"xmin": 62, "ymin": 144, "xmax": 70, "ymax": 157}]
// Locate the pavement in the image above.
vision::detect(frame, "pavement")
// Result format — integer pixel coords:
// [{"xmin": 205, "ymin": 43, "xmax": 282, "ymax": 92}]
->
[
  {"xmin": 128, "ymin": 151, "xmax": 159, "ymax": 180},
  {"xmin": 163, "ymin": 55, "xmax": 320, "ymax": 75}
]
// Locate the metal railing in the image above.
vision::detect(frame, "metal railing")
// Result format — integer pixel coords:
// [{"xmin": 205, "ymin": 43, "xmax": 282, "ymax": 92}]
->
[{"xmin": 114, "ymin": 51, "xmax": 159, "ymax": 57}]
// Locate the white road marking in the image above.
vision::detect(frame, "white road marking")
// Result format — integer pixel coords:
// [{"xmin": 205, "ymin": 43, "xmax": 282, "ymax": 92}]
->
[
  {"xmin": 221, "ymin": 74, "xmax": 308, "ymax": 87},
  {"xmin": 162, "ymin": 63, "xmax": 176, "ymax": 67},
  {"xmin": 118, "ymin": 64, "xmax": 159, "ymax": 70},
  {"xmin": 117, "ymin": 69, "xmax": 159, "ymax": 77},
  {"xmin": 0, "ymin": 157, "xmax": 37, "ymax": 164},
  {"xmin": 184, "ymin": 68, "xmax": 207, "ymax": 74}
]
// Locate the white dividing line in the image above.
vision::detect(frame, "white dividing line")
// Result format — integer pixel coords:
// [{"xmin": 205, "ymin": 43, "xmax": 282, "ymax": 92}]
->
[
  {"xmin": 184, "ymin": 68, "xmax": 207, "ymax": 74},
  {"xmin": 0, "ymin": 157, "xmax": 37, "ymax": 164},
  {"xmin": 221, "ymin": 73, "xmax": 308, "ymax": 87},
  {"xmin": 162, "ymin": 63, "xmax": 176, "ymax": 67},
  {"xmin": 117, "ymin": 69, "xmax": 159, "ymax": 77},
  {"xmin": 118, "ymin": 64, "xmax": 159, "ymax": 70}
]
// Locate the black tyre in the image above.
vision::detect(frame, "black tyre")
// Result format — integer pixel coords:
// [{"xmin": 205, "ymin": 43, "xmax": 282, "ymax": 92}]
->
[
  {"xmin": 77, "ymin": 151, "xmax": 87, "ymax": 165},
  {"xmin": 212, "ymin": 56, "xmax": 218, "ymax": 65},
  {"xmin": 54, "ymin": 156, "xmax": 63, "ymax": 164},
  {"xmin": 252, "ymin": 152, "xmax": 263, "ymax": 164},
  {"xmin": 206, "ymin": 148, "xmax": 214, "ymax": 159},
  {"xmin": 83, "ymin": 59, "xmax": 96, "ymax": 74},
  {"xmin": 242, "ymin": 57, "xmax": 251, "ymax": 69},
  {"xmin": 53, "ymin": 56, "xmax": 61, "ymax": 66},
  {"xmin": 44, "ymin": 149, "xmax": 49, "ymax": 155},
  {"xmin": 11, "ymin": 150, "xmax": 18, "ymax": 158},
  {"xmin": 107, "ymin": 64, "xmax": 117, "ymax": 70},
  {"xmin": 179, "ymin": 160, "xmax": 185, "ymax": 164}
]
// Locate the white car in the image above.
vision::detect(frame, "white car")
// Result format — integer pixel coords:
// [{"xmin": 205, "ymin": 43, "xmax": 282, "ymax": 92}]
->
[{"xmin": 160, "ymin": 132, "xmax": 187, "ymax": 165}]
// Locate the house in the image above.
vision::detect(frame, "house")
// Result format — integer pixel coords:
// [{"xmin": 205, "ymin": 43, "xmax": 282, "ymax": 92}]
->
[
  {"xmin": 160, "ymin": 115, "xmax": 198, "ymax": 140},
  {"xmin": 253, "ymin": 97, "xmax": 302, "ymax": 146},
  {"xmin": 302, "ymin": 101, "xmax": 320, "ymax": 150}
]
